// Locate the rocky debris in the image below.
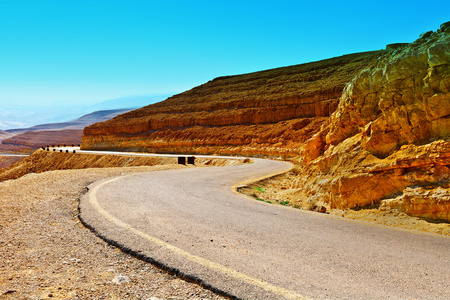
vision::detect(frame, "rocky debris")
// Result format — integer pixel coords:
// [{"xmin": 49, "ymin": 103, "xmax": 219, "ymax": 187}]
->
[
  {"xmin": 386, "ymin": 43, "xmax": 409, "ymax": 50},
  {"xmin": 0, "ymin": 167, "xmax": 226, "ymax": 299},
  {"xmin": 82, "ymin": 51, "xmax": 383, "ymax": 157},
  {"xmin": 112, "ymin": 275, "xmax": 131, "ymax": 285},
  {"xmin": 380, "ymin": 186, "xmax": 450, "ymax": 221}
]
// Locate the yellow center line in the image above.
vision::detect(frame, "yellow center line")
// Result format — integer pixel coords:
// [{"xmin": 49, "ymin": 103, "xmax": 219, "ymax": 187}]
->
[{"xmin": 89, "ymin": 175, "xmax": 311, "ymax": 300}]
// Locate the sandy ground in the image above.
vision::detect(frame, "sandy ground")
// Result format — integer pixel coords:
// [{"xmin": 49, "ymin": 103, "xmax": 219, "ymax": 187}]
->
[
  {"xmin": 239, "ymin": 173, "xmax": 450, "ymax": 236},
  {"xmin": 0, "ymin": 165, "xmax": 227, "ymax": 300}
]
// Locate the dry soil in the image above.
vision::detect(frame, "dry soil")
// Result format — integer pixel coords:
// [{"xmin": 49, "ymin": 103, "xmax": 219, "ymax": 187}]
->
[{"xmin": 0, "ymin": 165, "xmax": 227, "ymax": 300}]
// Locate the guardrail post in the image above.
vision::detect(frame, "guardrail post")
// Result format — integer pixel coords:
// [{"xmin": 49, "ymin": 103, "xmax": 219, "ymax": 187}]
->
[
  {"xmin": 178, "ymin": 157, "xmax": 186, "ymax": 165},
  {"xmin": 188, "ymin": 156, "xmax": 195, "ymax": 165}
]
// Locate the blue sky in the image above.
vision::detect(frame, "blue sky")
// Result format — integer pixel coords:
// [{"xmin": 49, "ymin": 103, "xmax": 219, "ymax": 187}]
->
[{"xmin": 0, "ymin": 0, "xmax": 449, "ymax": 128}]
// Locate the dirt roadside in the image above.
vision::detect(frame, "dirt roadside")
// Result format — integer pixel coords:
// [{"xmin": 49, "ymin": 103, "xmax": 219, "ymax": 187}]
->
[{"xmin": 0, "ymin": 165, "xmax": 227, "ymax": 300}]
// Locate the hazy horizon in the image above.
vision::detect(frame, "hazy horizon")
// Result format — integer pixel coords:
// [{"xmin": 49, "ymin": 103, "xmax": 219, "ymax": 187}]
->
[
  {"xmin": 0, "ymin": 93, "xmax": 172, "ymax": 130},
  {"xmin": 1, "ymin": 0, "xmax": 449, "ymax": 129}
]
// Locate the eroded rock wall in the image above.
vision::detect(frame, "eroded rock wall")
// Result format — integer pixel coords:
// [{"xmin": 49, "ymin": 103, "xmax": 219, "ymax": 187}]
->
[
  {"xmin": 82, "ymin": 51, "xmax": 383, "ymax": 157},
  {"xmin": 297, "ymin": 22, "xmax": 450, "ymax": 221}
]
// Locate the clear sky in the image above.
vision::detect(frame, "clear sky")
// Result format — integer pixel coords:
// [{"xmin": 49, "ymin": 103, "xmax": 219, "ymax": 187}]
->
[{"xmin": 0, "ymin": 0, "xmax": 449, "ymax": 128}]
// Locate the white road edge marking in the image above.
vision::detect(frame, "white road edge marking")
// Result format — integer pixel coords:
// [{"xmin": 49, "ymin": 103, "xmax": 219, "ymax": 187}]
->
[{"xmin": 89, "ymin": 175, "xmax": 311, "ymax": 300}]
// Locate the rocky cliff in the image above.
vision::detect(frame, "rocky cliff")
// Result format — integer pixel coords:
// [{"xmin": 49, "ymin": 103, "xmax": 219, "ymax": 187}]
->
[
  {"xmin": 82, "ymin": 51, "xmax": 383, "ymax": 157},
  {"xmin": 82, "ymin": 22, "xmax": 450, "ymax": 222},
  {"xmin": 294, "ymin": 22, "xmax": 450, "ymax": 222}
]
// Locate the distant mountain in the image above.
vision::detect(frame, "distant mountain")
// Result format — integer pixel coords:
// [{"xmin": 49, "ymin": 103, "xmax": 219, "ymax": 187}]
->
[
  {"xmin": 1, "ymin": 108, "xmax": 138, "ymax": 153},
  {"xmin": 0, "ymin": 93, "xmax": 172, "ymax": 131},
  {"xmin": 6, "ymin": 109, "xmax": 133, "ymax": 134},
  {"xmin": 0, "ymin": 130, "xmax": 13, "ymax": 140}
]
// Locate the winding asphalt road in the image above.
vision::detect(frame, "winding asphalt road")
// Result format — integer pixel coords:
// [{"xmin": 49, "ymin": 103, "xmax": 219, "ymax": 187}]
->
[{"xmin": 75, "ymin": 150, "xmax": 449, "ymax": 300}]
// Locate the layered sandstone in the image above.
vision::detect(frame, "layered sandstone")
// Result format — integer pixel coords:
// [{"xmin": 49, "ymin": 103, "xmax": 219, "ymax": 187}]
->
[
  {"xmin": 2, "ymin": 129, "xmax": 83, "ymax": 149},
  {"xmin": 294, "ymin": 22, "xmax": 450, "ymax": 221},
  {"xmin": 82, "ymin": 51, "xmax": 383, "ymax": 157},
  {"xmin": 82, "ymin": 22, "xmax": 450, "ymax": 222}
]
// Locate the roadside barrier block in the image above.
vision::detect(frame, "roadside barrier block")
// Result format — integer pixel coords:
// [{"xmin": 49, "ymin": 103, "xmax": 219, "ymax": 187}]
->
[
  {"xmin": 178, "ymin": 157, "xmax": 186, "ymax": 165},
  {"xmin": 188, "ymin": 156, "xmax": 195, "ymax": 165}
]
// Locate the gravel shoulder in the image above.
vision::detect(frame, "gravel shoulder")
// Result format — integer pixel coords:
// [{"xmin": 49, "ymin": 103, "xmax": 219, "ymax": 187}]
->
[{"xmin": 0, "ymin": 165, "xmax": 227, "ymax": 300}]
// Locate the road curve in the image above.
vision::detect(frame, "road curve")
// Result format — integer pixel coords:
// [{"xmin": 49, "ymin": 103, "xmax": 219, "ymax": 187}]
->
[{"xmin": 79, "ymin": 155, "xmax": 450, "ymax": 300}]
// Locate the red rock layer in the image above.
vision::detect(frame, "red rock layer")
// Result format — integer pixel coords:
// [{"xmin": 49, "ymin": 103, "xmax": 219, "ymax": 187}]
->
[
  {"xmin": 82, "ymin": 51, "xmax": 383, "ymax": 157},
  {"xmin": 2, "ymin": 130, "xmax": 83, "ymax": 148}
]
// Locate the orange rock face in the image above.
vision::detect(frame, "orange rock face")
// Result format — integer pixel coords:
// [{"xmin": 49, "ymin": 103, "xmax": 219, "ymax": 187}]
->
[
  {"xmin": 297, "ymin": 22, "xmax": 450, "ymax": 221},
  {"xmin": 82, "ymin": 51, "xmax": 383, "ymax": 157},
  {"xmin": 82, "ymin": 22, "xmax": 450, "ymax": 222}
]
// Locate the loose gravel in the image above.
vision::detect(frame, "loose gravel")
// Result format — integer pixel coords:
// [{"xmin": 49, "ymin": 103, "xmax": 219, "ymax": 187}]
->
[{"xmin": 0, "ymin": 165, "xmax": 227, "ymax": 299}]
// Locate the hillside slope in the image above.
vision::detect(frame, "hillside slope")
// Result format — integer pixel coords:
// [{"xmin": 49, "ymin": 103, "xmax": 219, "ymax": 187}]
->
[
  {"xmin": 82, "ymin": 51, "xmax": 383, "ymax": 157},
  {"xmin": 0, "ymin": 130, "xmax": 14, "ymax": 141},
  {"xmin": 267, "ymin": 22, "xmax": 450, "ymax": 222},
  {"xmin": 2, "ymin": 129, "xmax": 83, "ymax": 148},
  {"xmin": 82, "ymin": 22, "xmax": 450, "ymax": 222}
]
